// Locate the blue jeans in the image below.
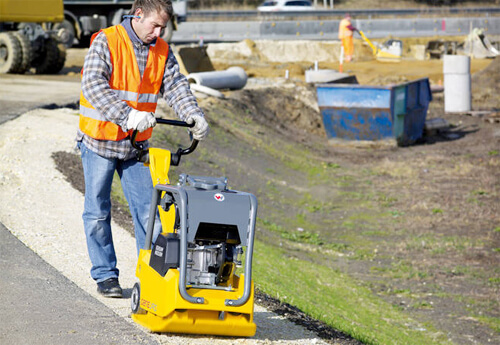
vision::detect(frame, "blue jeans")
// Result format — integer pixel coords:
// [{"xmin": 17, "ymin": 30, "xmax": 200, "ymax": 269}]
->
[{"xmin": 78, "ymin": 142, "xmax": 161, "ymax": 283}]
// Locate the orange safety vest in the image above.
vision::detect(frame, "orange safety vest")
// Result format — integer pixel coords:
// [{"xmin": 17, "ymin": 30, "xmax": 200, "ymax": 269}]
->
[
  {"xmin": 79, "ymin": 25, "xmax": 168, "ymax": 141},
  {"xmin": 338, "ymin": 18, "xmax": 353, "ymax": 39}
]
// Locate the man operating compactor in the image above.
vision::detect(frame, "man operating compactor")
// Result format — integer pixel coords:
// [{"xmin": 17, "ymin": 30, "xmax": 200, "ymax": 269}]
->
[
  {"xmin": 77, "ymin": 0, "xmax": 208, "ymax": 298},
  {"xmin": 338, "ymin": 13, "xmax": 358, "ymax": 62}
]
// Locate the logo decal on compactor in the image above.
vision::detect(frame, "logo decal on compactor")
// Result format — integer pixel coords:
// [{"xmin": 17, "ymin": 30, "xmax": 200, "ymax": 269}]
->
[{"xmin": 214, "ymin": 193, "xmax": 225, "ymax": 202}]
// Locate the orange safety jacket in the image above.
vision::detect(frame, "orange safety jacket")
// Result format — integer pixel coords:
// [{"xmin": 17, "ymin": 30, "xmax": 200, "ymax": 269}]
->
[
  {"xmin": 79, "ymin": 25, "xmax": 168, "ymax": 141},
  {"xmin": 338, "ymin": 18, "xmax": 353, "ymax": 39}
]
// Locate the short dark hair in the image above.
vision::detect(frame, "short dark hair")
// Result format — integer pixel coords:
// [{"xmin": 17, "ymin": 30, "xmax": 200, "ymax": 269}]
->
[{"xmin": 130, "ymin": 0, "xmax": 173, "ymax": 19}]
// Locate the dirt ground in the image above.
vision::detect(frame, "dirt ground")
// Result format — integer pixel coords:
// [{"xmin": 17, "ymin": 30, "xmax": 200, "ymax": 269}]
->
[{"xmin": 57, "ymin": 35, "xmax": 499, "ymax": 345}]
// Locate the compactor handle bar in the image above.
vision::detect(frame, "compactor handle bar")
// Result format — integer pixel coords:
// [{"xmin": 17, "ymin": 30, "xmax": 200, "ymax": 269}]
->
[{"xmin": 130, "ymin": 118, "xmax": 199, "ymax": 165}]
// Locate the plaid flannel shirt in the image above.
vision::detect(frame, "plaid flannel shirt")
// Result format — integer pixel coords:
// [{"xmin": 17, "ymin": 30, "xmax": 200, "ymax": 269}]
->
[{"xmin": 77, "ymin": 19, "xmax": 204, "ymax": 160}]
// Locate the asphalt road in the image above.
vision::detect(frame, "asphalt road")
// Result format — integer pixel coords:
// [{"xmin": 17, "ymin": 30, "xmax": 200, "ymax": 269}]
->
[
  {"xmin": 0, "ymin": 74, "xmax": 81, "ymax": 125},
  {"xmin": 0, "ymin": 223, "xmax": 159, "ymax": 345},
  {"xmin": 0, "ymin": 75, "xmax": 158, "ymax": 344}
]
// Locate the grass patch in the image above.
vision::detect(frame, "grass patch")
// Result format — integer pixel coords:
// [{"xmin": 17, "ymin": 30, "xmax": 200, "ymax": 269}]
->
[
  {"xmin": 298, "ymin": 192, "xmax": 336, "ymax": 214},
  {"xmin": 281, "ymin": 227, "xmax": 324, "ymax": 245},
  {"xmin": 411, "ymin": 301, "xmax": 434, "ymax": 310},
  {"xmin": 377, "ymin": 193, "xmax": 398, "ymax": 207},
  {"xmin": 488, "ymin": 277, "xmax": 500, "ymax": 286},
  {"xmin": 372, "ymin": 159, "xmax": 419, "ymax": 179},
  {"xmin": 261, "ymin": 218, "xmax": 325, "ymax": 246},
  {"xmin": 477, "ymin": 315, "xmax": 500, "ymax": 333},
  {"xmin": 404, "ymin": 234, "xmax": 484, "ymax": 255},
  {"xmin": 370, "ymin": 261, "xmax": 432, "ymax": 280},
  {"xmin": 253, "ymin": 240, "xmax": 451, "ymax": 345},
  {"xmin": 362, "ymin": 230, "xmax": 390, "ymax": 237}
]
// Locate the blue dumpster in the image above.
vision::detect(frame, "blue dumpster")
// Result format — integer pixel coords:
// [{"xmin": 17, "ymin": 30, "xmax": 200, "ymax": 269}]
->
[{"xmin": 316, "ymin": 78, "xmax": 432, "ymax": 146}]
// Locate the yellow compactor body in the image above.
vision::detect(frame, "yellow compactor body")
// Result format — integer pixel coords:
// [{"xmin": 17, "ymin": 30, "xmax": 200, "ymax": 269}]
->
[
  {"xmin": 129, "ymin": 139, "xmax": 257, "ymax": 337},
  {"xmin": 358, "ymin": 30, "xmax": 402, "ymax": 62}
]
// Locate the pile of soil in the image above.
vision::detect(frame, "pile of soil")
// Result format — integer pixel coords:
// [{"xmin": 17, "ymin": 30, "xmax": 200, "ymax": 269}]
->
[
  {"xmin": 472, "ymin": 56, "xmax": 500, "ymax": 108},
  {"xmin": 229, "ymin": 84, "xmax": 325, "ymax": 138}
]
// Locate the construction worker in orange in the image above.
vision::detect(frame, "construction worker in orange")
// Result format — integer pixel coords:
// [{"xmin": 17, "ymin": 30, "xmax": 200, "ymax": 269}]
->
[{"xmin": 338, "ymin": 13, "xmax": 357, "ymax": 62}]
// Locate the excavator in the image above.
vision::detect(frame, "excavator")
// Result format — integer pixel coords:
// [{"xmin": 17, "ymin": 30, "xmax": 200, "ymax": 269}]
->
[
  {"xmin": 0, "ymin": 0, "xmax": 210, "ymax": 76},
  {"xmin": 0, "ymin": 0, "xmax": 66, "ymax": 74}
]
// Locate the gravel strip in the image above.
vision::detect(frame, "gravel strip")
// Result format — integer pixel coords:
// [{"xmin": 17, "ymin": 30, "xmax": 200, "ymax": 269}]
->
[{"xmin": 0, "ymin": 108, "xmax": 329, "ymax": 344}]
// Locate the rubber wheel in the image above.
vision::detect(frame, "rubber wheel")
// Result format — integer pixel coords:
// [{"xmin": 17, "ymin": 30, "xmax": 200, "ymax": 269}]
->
[
  {"xmin": 32, "ymin": 35, "xmax": 66, "ymax": 74},
  {"xmin": 161, "ymin": 20, "xmax": 174, "ymax": 42},
  {"xmin": 131, "ymin": 282, "xmax": 141, "ymax": 314},
  {"xmin": 0, "ymin": 32, "xmax": 23, "ymax": 74},
  {"xmin": 12, "ymin": 31, "xmax": 32, "ymax": 74},
  {"xmin": 51, "ymin": 41, "xmax": 67, "ymax": 74},
  {"xmin": 53, "ymin": 19, "xmax": 76, "ymax": 48}
]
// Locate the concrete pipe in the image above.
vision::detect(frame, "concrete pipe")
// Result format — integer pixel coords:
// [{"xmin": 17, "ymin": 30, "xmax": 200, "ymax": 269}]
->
[
  {"xmin": 305, "ymin": 70, "xmax": 351, "ymax": 84},
  {"xmin": 443, "ymin": 55, "xmax": 471, "ymax": 113},
  {"xmin": 187, "ymin": 66, "xmax": 247, "ymax": 90},
  {"xmin": 190, "ymin": 83, "xmax": 225, "ymax": 98}
]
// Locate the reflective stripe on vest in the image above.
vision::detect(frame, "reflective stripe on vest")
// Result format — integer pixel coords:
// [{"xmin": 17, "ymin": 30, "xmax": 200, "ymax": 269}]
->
[{"xmin": 79, "ymin": 25, "xmax": 168, "ymax": 141}]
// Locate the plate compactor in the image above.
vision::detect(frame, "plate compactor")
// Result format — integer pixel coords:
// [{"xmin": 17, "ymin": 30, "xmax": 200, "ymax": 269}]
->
[{"xmin": 129, "ymin": 119, "xmax": 257, "ymax": 337}]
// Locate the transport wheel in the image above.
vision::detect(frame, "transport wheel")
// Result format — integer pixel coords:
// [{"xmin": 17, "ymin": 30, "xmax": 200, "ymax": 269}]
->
[
  {"xmin": 0, "ymin": 32, "xmax": 23, "ymax": 74},
  {"xmin": 12, "ymin": 31, "xmax": 32, "ymax": 74},
  {"xmin": 32, "ymin": 35, "xmax": 66, "ymax": 74},
  {"xmin": 53, "ymin": 19, "xmax": 76, "ymax": 48},
  {"xmin": 131, "ymin": 283, "xmax": 141, "ymax": 314},
  {"xmin": 51, "ymin": 41, "xmax": 67, "ymax": 74}
]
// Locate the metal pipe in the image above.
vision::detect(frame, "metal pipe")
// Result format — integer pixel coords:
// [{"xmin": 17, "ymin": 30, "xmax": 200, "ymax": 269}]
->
[
  {"xmin": 144, "ymin": 188, "xmax": 160, "ymax": 250},
  {"xmin": 225, "ymin": 193, "xmax": 257, "ymax": 307},
  {"xmin": 156, "ymin": 184, "xmax": 204, "ymax": 304}
]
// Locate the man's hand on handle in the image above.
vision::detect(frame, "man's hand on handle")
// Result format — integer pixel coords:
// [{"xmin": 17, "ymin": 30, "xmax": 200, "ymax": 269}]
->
[
  {"xmin": 127, "ymin": 109, "xmax": 157, "ymax": 132},
  {"xmin": 185, "ymin": 114, "xmax": 209, "ymax": 141}
]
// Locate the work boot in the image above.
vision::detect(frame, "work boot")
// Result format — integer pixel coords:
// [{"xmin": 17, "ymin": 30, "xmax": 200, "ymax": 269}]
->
[{"xmin": 97, "ymin": 278, "xmax": 123, "ymax": 298}]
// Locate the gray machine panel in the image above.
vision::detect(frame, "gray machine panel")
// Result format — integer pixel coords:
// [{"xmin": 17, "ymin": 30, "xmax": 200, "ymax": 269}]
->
[{"xmin": 184, "ymin": 188, "xmax": 252, "ymax": 246}]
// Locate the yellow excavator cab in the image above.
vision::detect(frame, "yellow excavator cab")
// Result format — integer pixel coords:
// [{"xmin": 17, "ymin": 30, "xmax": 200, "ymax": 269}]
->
[{"xmin": 0, "ymin": 0, "xmax": 64, "ymax": 23}]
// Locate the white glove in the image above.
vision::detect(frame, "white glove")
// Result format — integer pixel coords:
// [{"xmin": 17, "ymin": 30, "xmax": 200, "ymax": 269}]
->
[
  {"xmin": 185, "ymin": 114, "xmax": 209, "ymax": 140},
  {"xmin": 126, "ymin": 109, "xmax": 157, "ymax": 132}
]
